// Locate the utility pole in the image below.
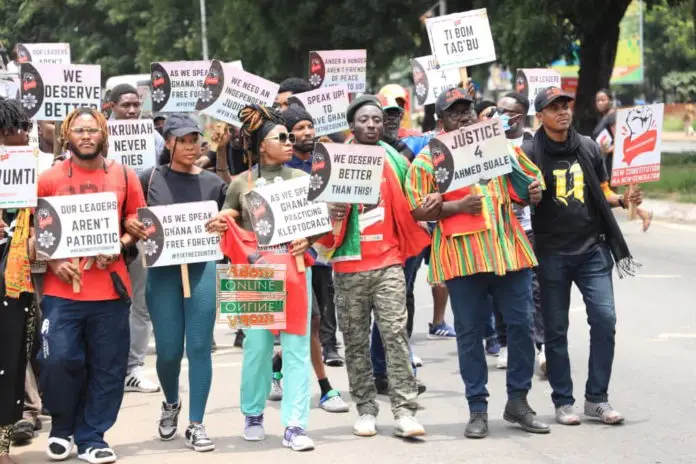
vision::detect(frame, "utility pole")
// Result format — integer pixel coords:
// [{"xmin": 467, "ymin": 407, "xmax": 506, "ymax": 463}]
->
[
  {"xmin": 200, "ymin": 0, "xmax": 209, "ymax": 61},
  {"xmin": 439, "ymin": 0, "xmax": 446, "ymax": 15}
]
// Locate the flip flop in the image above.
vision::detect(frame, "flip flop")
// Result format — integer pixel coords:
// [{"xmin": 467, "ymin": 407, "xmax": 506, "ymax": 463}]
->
[{"xmin": 642, "ymin": 211, "xmax": 653, "ymax": 232}]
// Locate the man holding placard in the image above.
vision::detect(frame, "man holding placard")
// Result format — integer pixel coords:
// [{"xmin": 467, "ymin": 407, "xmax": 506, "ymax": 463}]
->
[
  {"xmin": 108, "ymin": 83, "xmax": 162, "ymax": 395},
  {"xmin": 406, "ymin": 88, "xmax": 548, "ymax": 439},
  {"xmin": 323, "ymin": 95, "xmax": 430, "ymax": 439},
  {"xmin": 521, "ymin": 87, "xmax": 642, "ymax": 427},
  {"xmin": 34, "ymin": 107, "xmax": 145, "ymax": 464}
]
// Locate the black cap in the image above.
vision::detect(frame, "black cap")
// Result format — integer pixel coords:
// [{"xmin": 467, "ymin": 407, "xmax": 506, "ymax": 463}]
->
[
  {"xmin": 435, "ymin": 88, "xmax": 474, "ymax": 116},
  {"xmin": 534, "ymin": 86, "xmax": 574, "ymax": 112},
  {"xmin": 284, "ymin": 106, "xmax": 314, "ymax": 131},
  {"xmin": 346, "ymin": 94, "xmax": 382, "ymax": 123},
  {"xmin": 163, "ymin": 114, "xmax": 202, "ymax": 137}
]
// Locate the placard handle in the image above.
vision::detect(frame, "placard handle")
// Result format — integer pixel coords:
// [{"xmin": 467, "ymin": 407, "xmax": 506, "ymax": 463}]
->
[
  {"xmin": 72, "ymin": 257, "xmax": 80, "ymax": 293},
  {"xmin": 295, "ymin": 255, "xmax": 306, "ymax": 273},
  {"xmin": 181, "ymin": 264, "xmax": 191, "ymax": 298}
]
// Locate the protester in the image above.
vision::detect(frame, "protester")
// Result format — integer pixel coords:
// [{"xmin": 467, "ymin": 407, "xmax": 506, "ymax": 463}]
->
[
  {"xmin": 196, "ymin": 123, "xmax": 247, "ymax": 184},
  {"xmin": 0, "ymin": 98, "xmax": 37, "ymax": 464},
  {"xmin": 322, "ymin": 95, "xmax": 430, "ymax": 438},
  {"xmin": 36, "ymin": 107, "xmax": 145, "ymax": 464},
  {"xmin": 492, "ymin": 92, "xmax": 545, "ymax": 374},
  {"xmin": 475, "ymin": 100, "xmax": 497, "ymax": 120},
  {"xmin": 210, "ymin": 104, "xmax": 316, "ymax": 452},
  {"xmin": 153, "ymin": 115, "xmax": 166, "ymax": 134},
  {"xmin": 124, "ymin": 114, "xmax": 226, "ymax": 452},
  {"xmin": 266, "ymin": 105, "xmax": 349, "ymax": 414},
  {"xmin": 406, "ymin": 88, "xmax": 549, "ymax": 439},
  {"xmin": 108, "ymin": 83, "xmax": 162, "ymax": 395},
  {"xmin": 522, "ymin": 86, "xmax": 642, "ymax": 426},
  {"xmin": 275, "ymin": 78, "xmax": 311, "ymax": 112}
]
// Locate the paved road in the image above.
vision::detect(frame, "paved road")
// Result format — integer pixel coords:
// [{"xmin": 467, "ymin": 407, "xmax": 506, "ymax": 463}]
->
[{"xmin": 12, "ymin": 216, "xmax": 696, "ymax": 463}]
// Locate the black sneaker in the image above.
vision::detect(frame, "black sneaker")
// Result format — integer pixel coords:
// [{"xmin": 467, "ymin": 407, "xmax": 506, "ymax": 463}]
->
[
  {"xmin": 12, "ymin": 419, "xmax": 35, "ymax": 445},
  {"xmin": 185, "ymin": 424, "xmax": 215, "ymax": 452},
  {"xmin": 374, "ymin": 375, "xmax": 389, "ymax": 395},
  {"xmin": 158, "ymin": 400, "xmax": 181, "ymax": 441},
  {"xmin": 233, "ymin": 330, "xmax": 245, "ymax": 348},
  {"xmin": 417, "ymin": 379, "xmax": 427, "ymax": 396},
  {"xmin": 323, "ymin": 348, "xmax": 344, "ymax": 367}
]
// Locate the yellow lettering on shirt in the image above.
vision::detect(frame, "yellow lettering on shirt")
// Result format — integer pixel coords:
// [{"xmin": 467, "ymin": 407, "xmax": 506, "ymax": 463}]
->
[{"xmin": 552, "ymin": 162, "xmax": 584, "ymax": 206}]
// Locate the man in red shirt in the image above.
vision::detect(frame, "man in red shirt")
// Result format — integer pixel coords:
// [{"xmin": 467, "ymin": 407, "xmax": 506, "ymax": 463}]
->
[{"xmin": 34, "ymin": 108, "xmax": 145, "ymax": 464}]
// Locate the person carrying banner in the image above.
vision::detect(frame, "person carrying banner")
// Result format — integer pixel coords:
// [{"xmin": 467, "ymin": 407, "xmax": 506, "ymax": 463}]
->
[
  {"xmin": 318, "ymin": 95, "xmax": 430, "ymax": 439},
  {"xmin": 521, "ymin": 87, "xmax": 642, "ymax": 426},
  {"xmin": 35, "ymin": 107, "xmax": 146, "ymax": 464},
  {"xmin": 405, "ymin": 88, "xmax": 549, "ymax": 439},
  {"xmin": 0, "ymin": 98, "xmax": 39, "ymax": 464},
  {"xmin": 124, "ymin": 114, "xmax": 227, "ymax": 452},
  {"xmin": 207, "ymin": 104, "xmax": 316, "ymax": 452},
  {"xmin": 264, "ymin": 105, "xmax": 349, "ymax": 414},
  {"xmin": 107, "ymin": 83, "xmax": 162, "ymax": 395}
]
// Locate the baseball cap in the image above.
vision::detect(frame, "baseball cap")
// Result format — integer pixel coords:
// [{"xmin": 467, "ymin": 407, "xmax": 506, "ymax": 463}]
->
[
  {"xmin": 163, "ymin": 114, "xmax": 202, "ymax": 137},
  {"xmin": 534, "ymin": 86, "xmax": 574, "ymax": 112},
  {"xmin": 435, "ymin": 88, "xmax": 474, "ymax": 116},
  {"xmin": 378, "ymin": 84, "xmax": 408, "ymax": 110},
  {"xmin": 377, "ymin": 94, "xmax": 404, "ymax": 113}
]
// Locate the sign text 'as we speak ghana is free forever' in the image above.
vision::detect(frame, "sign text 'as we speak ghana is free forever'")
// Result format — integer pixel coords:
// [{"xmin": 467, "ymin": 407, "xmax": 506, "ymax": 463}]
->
[
  {"xmin": 426, "ymin": 8, "xmax": 496, "ymax": 70},
  {"xmin": 307, "ymin": 143, "xmax": 385, "ymax": 205},
  {"xmin": 247, "ymin": 176, "xmax": 332, "ymax": 248},
  {"xmin": 289, "ymin": 85, "xmax": 350, "ymax": 137},
  {"xmin": 34, "ymin": 192, "xmax": 120, "ymax": 261},
  {"xmin": 107, "ymin": 119, "xmax": 156, "ymax": 175},
  {"xmin": 151, "ymin": 60, "xmax": 214, "ymax": 113},
  {"xmin": 429, "ymin": 119, "xmax": 511, "ymax": 194},
  {"xmin": 138, "ymin": 201, "xmax": 223, "ymax": 268},
  {"xmin": 19, "ymin": 63, "xmax": 100, "ymax": 121},
  {"xmin": 0, "ymin": 146, "xmax": 39, "ymax": 209}
]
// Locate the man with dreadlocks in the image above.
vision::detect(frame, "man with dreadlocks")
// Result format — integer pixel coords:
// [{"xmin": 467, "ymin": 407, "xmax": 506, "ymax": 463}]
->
[
  {"xmin": 35, "ymin": 107, "xmax": 146, "ymax": 464},
  {"xmin": 207, "ymin": 104, "xmax": 317, "ymax": 452},
  {"xmin": 0, "ymin": 97, "xmax": 38, "ymax": 464}
]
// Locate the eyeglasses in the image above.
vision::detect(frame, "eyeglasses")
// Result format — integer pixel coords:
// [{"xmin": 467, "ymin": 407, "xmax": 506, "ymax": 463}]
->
[
  {"xmin": 70, "ymin": 127, "xmax": 101, "ymax": 135},
  {"xmin": 265, "ymin": 133, "xmax": 296, "ymax": 144},
  {"xmin": 445, "ymin": 109, "xmax": 477, "ymax": 122},
  {"xmin": 496, "ymin": 107, "xmax": 522, "ymax": 117}
]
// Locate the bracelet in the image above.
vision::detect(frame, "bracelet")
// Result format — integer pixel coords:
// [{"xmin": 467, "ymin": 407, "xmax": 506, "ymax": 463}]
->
[{"xmin": 618, "ymin": 197, "xmax": 627, "ymax": 209}]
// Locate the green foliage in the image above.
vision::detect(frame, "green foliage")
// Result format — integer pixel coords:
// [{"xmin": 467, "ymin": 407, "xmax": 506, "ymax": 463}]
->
[
  {"xmin": 641, "ymin": 153, "xmax": 696, "ymax": 202},
  {"xmin": 661, "ymin": 71, "xmax": 696, "ymax": 100}
]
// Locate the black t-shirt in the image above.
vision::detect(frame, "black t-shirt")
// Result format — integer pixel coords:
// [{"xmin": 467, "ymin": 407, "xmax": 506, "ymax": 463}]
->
[
  {"xmin": 523, "ymin": 136, "xmax": 608, "ymax": 256},
  {"xmin": 139, "ymin": 165, "xmax": 228, "ymax": 209}
]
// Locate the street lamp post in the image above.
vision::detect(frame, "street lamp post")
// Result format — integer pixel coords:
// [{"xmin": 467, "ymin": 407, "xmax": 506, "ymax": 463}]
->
[{"xmin": 200, "ymin": 0, "xmax": 209, "ymax": 61}]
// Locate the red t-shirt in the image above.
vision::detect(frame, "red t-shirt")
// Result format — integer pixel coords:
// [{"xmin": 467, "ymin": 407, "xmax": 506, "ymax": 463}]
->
[
  {"xmin": 333, "ymin": 175, "xmax": 402, "ymax": 274},
  {"xmin": 37, "ymin": 159, "xmax": 146, "ymax": 301}
]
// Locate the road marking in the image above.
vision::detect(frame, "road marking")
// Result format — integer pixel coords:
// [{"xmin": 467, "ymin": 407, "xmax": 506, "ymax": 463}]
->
[
  {"xmin": 636, "ymin": 274, "xmax": 682, "ymax": 279},
  {"xmin": 657, "ymin": 333, "xmax": 696, "ymax": 340}
]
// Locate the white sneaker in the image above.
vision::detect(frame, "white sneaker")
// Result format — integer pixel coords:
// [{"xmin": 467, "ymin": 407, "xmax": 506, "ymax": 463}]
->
[
  {"xmin": 537, "ymin": 346, "xmax": 547, "ymax": 378},
  {"xmin": 412, "ymin": 354, "xmax": 423, "ymax": 367},
  {"xmin": 185, "ymin": 424, "xmax": 216, "ymax": 452},
  {"xmin": 47, "ymin": 436, "xmax": 73, "ymax": 461},
  {"xmin": 268, "ymin": 377, "xmax": 283, "ymax": 401},
  {"xmin": 77, "ymin": 447, "xmax": 117, "ymax": 464},
  {"xmin": 353, "ymin": 414, "xmax": 377, "ymax": 437},
  {"xmin": 158, "ymin": 400, "xmax": 181, "ymax": 441},
  {"xmin": 125, "ymin": 368, "xmax": 160, "ymax": 393},
  {"xmin": 393, "ymin": 416, "xmax": 425, "ymax": 438},
  {"xmin": 496, "ymin": 347, "xmax": 508, "ymax": 369}
]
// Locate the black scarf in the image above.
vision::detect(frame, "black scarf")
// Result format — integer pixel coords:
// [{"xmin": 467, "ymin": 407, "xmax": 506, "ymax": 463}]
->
[{"xmin": 534, "ymin": 128, "xmax": 638, "ymax": 278}]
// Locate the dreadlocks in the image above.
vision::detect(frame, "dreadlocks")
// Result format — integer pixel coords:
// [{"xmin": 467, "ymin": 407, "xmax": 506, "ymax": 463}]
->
[
  {"xmin": 238, "ymin": 104, "xmax": 285, "ymax": 163},
  {"xmin": 0, "ymin": 97, "xmax": 30, "ymax": 137},
  {"xmin": 60, "ymin": 107, "xmax": 109, "ymax": 156}
]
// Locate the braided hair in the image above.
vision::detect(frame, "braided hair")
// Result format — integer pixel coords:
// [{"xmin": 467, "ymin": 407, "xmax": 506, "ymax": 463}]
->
[
  {"xmin": 0, "ymin": 97, "xmax": 30, "ymax": 137},
  {"xmin": 60, "ymin": 107, "xmax": 109, "ymax": 156},
  {"xmin": 238, "ymin": 104, "xmax": 285, "ymax": 165}
]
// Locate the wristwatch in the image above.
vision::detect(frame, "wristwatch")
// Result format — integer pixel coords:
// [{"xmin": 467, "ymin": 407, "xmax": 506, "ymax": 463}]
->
[{"xmin": 618, "ymin": 197, "xmax": 627, "ymax": 209}]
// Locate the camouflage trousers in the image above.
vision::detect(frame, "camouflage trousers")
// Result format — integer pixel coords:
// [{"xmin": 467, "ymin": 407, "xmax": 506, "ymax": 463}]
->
[{"xmin": 334, "ymin": 265, "xmax": 419, "ymax": 419}]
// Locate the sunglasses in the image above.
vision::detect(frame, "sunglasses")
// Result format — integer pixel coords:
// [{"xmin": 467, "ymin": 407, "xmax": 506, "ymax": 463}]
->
[{"xmin": 265, "ymin": 133, "xmax": 296, "ymax": 144}]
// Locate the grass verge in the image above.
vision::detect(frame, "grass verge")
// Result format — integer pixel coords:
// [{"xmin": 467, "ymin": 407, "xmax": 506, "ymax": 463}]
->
[{"xmin": 637, "ymin": 152, "xmax": 696, "ymax": 203}]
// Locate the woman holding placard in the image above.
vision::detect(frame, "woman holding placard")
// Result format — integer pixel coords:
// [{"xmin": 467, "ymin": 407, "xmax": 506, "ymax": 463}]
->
[
  {"xmin": 207, "ymin": 104, "xmax": 316, "ymax": 452},
  {"xmin": 0, "ymin": 98, "xmax": 37, "ymax": 464},
  {"xmin": 126, "ymin": 114, "xmax": 227, "ymax": 453}
]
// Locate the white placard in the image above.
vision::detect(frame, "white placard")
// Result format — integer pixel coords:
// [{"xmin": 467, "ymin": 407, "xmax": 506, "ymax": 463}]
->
[
  {"xmin": 0, "ymin": 146, "xmax": 38, "ymax": 208},
  {"xmin": 247, "ymin": 176, "xmax": 332, "ymax": 247},
  {"xmin": 19, "ymin": 63, "xmax": 101, "ymax": 121},
  {"xmin": 515, "ymin": 69, "xmax": 562, "ymax": 115},
  {"xmin": 138, "ymin": 201, "xmax": 222, "ymax": 267},
  {"xmin": 307, "ymin": 143, "xmax": 384, "ymax": 204},
  {"xmin": 308, "ymin": 50, "xmax": 367, "ymax": 93},
  {"xmin": 195, "ymin": 60, "xmax": 277, "ymax": 128},
  {"xmin": 429, "ymin": 119, "xmax": 511, "ymax": 193},
  {"xmin": 16, "ymin": 43, "xmax": 71, "ymax": 65},
  {"xmin": 34, "ymin": 192, "xmax": 120, "ymax": 260},
  {"xmin": 151, "ymin": 61, "xmax": 222, "ymax": 113},
  {"xmin": 612, "ymin": 103, "xmax": 664, "ymax": 186},
  {"xmin": 411, "ymin": 55, "xmax": 461, "ymax": 106},
  {"xmin": 107, "ymin": 119, "xmax": 157, "ymax": 175},
  {"xmin": 0, "ymin": 77, "xmax": 19, "ymax": 100},
  {"xmin": 426, "ymin": 9, "xmax": 496, "ymax": 70},
  {"xmin": 288, "ymin": 85, "xmax": 350, "ymax": 136},
  {"xmin": 595, "ymin": 128, "xmax": 612, "ymax": 149}
]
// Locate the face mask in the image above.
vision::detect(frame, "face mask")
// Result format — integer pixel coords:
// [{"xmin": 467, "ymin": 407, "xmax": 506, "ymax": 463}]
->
[{"xmin": 492, "ymin": 112, "xmax": 511, "ymax": 132}]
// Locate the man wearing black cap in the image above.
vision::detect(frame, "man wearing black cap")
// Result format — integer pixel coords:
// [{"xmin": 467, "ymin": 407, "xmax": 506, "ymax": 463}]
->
[
  {"xmin": 265, "ymin": 105, "xmax": 350, "ymax": 414},
  {"xmin": 406, "ymin": 88, "xmax": 548, "ymax": 439},
  {"xmin": 522, "ymin": 87, "xmax": 642, "ymax": 426},
  {"xmin": 328, "ymin": 95, "xmax": 429, "ymax": 438},
  {"xmin": 108, "ymin": 83, "xmax": 162, "ymax": 395}
]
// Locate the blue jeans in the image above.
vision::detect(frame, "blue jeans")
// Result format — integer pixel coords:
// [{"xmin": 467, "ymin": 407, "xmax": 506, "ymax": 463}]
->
[
  {"xmin": 371, "ymin": 253, "xmax": 422, "ymax": 376},
  {"xmin": 537, "ymin": 244, "xmax": 617, "ymax": 407},
  {"xmin": 446, "ymin": 270, "xmax": 535, "ymax": 413},
  {"xmin": 39, "ymin": 296, "xmax": 130, "ymax": 453}
]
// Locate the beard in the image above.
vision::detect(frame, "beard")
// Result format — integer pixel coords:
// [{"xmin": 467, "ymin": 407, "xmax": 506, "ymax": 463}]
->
[
  {"xmin": 69, "ymin": 142, "xmax": 103, "ymax": 160},
  {"xmin": 294, "ymin": 138, "xmax": 315, "ymax": 154}
]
